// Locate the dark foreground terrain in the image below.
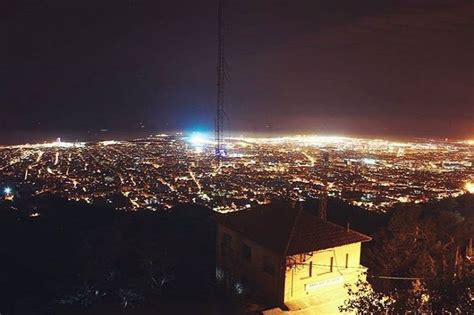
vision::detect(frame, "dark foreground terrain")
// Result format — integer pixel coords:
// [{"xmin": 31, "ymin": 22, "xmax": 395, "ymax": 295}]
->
[{"xmin": 1, "ymin": 194, "xmax": 473, "ymax": 314}]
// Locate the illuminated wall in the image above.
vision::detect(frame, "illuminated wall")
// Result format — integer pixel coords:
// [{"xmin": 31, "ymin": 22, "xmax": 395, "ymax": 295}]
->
[
  {"xmin": 283, "ymin": 242, "xmax": 366, "ymax": 312},
  {"xmin": 217, "ymin": 223, "xmax": 367, "ymax": 312}
]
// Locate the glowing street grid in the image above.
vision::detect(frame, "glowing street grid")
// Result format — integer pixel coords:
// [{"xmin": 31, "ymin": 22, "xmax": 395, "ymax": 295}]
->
[{"xmin": 1, "ymin": 134, "xmax": 473, "ymax": 212}]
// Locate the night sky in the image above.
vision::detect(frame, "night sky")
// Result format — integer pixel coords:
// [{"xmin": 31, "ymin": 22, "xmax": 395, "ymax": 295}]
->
[{"xmin": 2, "ymin": 0, "xmax": 473, "ymax": 142}]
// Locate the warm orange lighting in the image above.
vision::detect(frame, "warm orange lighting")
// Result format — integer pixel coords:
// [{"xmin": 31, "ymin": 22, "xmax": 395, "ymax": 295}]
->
[{"xmin": 465, "ymin": 182, "xmax": 474, "ymax": 194}]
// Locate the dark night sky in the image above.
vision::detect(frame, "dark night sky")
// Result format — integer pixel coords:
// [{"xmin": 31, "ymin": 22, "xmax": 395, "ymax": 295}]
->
[{"xmin": 2, "ymin": 0, "xmax": 473, "ymax": 142}]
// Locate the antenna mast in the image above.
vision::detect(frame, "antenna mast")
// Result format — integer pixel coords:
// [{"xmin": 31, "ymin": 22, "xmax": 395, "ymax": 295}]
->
[
  {"xmin": 319, "ymin": 151, "xmax": 329, "ymax": 220},
  {"xmin": 215, "ymin": 0, "xmax": 226, "ymax": 159}
]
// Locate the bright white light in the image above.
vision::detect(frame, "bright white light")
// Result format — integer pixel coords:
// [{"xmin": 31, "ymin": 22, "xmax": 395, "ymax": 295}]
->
[
  {"xmin": 362, "ymin": 158, "xmax": 377, "ymax": 165},
  {"xmin": 99, "ymin": 140, "xmax": 120, "ymax": 146},
  {"xmin": 4, "ymin": 187, "xmax": 12, "ymax": 195},
  {"xmin": 189, "ymin": 132, "xmax": 207, "ymax": 145},
  {"xmin": 2, "ymin": 141, "xmax": 85, "ymax": 149},
  {"xmin": 465, "ymin": 182, "xmax": 474, "ymax": 194}
]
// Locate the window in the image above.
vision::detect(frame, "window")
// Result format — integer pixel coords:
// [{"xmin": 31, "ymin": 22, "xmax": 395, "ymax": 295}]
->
[
  {"xmin": 345, "ymin": 253, "xmax": 349, "ymax": 269},
  {"xmin": 330, "ymin": 257, "xmax": 334, "ymax": 272},
  {"xmin": 263, "ymin": 256, "xmax": 275, "ymax": 276},
  {"xmin": 241, "ymin": 243, "xmax": 252, "ymax": 261}
]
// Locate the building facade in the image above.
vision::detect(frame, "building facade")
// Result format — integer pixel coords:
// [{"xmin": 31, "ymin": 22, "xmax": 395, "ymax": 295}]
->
[{"xmin": 216, "ymin": 203, "xmax": 371, "ymax": 313}]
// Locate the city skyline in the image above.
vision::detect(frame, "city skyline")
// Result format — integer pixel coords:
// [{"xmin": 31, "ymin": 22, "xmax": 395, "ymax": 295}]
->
[
  {"xmin": 1, "ymin": 133, "xmax": 473, "ymax": 213},
  {"xmin": 2, "ymin": 1, "xmax": 474, "ymax": 314},
  {"xmin": 1, "ymin": 129, "xmax": 473, "ymax": 147}
]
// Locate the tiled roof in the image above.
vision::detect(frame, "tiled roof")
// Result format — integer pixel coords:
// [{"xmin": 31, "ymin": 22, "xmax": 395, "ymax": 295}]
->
[{"xmin": 216, "ymin": 203, "xmax": 371, "ymax": 256}]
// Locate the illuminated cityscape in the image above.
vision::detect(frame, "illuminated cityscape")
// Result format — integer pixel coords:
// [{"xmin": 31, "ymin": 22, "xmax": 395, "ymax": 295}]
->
[
  {"xmin": 2, "ymin": 0, "xmax": 474, "ymax": 313},
  {"xmin": 1, "ymin": 134, "xmax": 473, "ymax": 213}
]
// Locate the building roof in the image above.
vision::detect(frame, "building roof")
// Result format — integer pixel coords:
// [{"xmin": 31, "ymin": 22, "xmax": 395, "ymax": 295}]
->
[{"xmin": 216, "ymin": 203, "xmax": 371, "ymax": 256}]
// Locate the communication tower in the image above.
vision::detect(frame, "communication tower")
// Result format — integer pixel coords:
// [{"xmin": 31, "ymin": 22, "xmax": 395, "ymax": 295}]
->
[
  {"xmin": 215, "ymin": 0, "xmax": 227, "ymax": 159},
  {"xmin": 319, "ymin": 151, "xmax": 329, "ymax": 220}
]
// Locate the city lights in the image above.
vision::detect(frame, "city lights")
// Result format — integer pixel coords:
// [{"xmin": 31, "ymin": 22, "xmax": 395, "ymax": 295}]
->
[
  {"xmin": 362, "ymin": 158, "xmax": 377, "ymax": 165},
  {"xmin": 100, "ymin": 140, "xmax": 121, "ymax": 146},
  {"xmin": 465, "ymin": 181, "xmax": 474, "ymax": 194},
  {"xmin": 0, "ymin": 134, "xmax": 472, "ymax": 212},
  {"xmin": 3, "ymin": 0, "xmax": 473, "ymax": 312},
  {"xmin": 0, "ymin": 140, "xmax": 85, "ymax": 149},
  {"xmin": 187, "ymin": 132, "xmax": 210, "ymax": 145}
]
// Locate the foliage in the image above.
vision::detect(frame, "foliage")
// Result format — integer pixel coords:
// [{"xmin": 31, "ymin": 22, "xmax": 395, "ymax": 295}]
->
[
  {"xmin": 117, "ymin": 289, "xmax": 144, "ymax": 308},
  {"xmin": 58, "ymin": 285, "xmax": 104, "ymax": 307},
  {"xmin": 0, "ymin": 195, "xmax": 216, "ymax": 314},
  {"xmin": 426, "ymin": 275, "xmax": 474, "ymax": 314},
  {"xmin": 365, "ymin": 202, "xmax": 472, "ymax": 283},
  {"xmin": 339, "ymin": 273, "xmax": 395, "ymax": 314},
  {"xmin": 347, "ymin": 195, "xmax": 474, "ymax": 314},
  {"xmin": 341, "ymin": 274, "xmax": 474, "ymax": 314}
]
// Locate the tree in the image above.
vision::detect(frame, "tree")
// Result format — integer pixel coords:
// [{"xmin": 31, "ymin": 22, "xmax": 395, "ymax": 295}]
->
[
  {"xmin": 426, "ymin": 275, "xmax": 474, "ymax": 314},
  {"xmin": 339, "ymin": 273, "xmax": 395, "ymax": 314},
  {"xmin": 347, "ymin": 197, "xmax": 474, "ymax": 314},
  {"xmin": 341, "ymin": 274, "xmax": 474, "ymax": 314}
]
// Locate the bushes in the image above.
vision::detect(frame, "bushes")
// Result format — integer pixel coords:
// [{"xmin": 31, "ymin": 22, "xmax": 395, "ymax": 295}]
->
[{"xmin": 0, "ymin": 197, "xmax": 215, "ymax": 314}]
